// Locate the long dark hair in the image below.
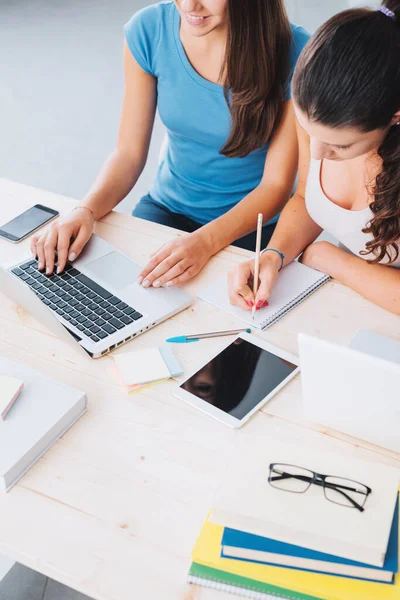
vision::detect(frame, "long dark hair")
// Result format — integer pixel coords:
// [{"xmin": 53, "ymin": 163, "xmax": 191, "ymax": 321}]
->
[
  {"xmin": 221, "ymin": 0, "xmax": 292, "ymax": 159},
  {"xmin": 292, "ymin": 1, "xmax": 400, "ymax": 264}
]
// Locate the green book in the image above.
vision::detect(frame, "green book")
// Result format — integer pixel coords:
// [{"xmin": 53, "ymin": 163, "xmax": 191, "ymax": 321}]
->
[{"xmin": 188, "ymin": 562, "xmax": 322, "ymax": 600}]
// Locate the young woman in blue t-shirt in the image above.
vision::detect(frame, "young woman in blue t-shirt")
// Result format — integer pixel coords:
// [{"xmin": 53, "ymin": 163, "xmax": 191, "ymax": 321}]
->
[{"xmin": 32, "ymin": 0, "xmax": 309, "ymax": 286}]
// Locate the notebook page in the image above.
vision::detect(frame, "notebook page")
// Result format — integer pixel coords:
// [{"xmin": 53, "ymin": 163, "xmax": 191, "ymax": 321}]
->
[{"xmin": 197, "ymin": 262, "xmax": 329, "ymax": 330}]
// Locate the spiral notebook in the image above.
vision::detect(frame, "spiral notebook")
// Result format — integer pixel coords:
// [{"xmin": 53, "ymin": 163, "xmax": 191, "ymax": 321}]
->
[
  {"xmin": 188, "ymin": 563, "xmax": 320, "ymax": 600},
  {"xmin": 197, "ymin": 262, "xmax": 329, "ymax": 330}
]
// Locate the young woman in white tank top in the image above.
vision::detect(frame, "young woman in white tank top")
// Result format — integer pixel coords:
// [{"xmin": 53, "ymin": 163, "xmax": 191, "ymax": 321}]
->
[{"xmin": 228, "ymin": 1, "xmax": 400, "ymax": 316}]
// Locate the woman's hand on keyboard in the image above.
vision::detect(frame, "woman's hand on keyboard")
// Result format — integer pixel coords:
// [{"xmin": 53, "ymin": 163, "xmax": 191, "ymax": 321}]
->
[
  {"xmin": 138, "ymin": 230, "xmax": 214, "ymax": 288},
  {"xmin": 227, "ymin": 252, "xmax": 281, "ymax": 310},
  {"xmin": 30, "ymin": 207, "xmax": 95, "ymax": 275}
]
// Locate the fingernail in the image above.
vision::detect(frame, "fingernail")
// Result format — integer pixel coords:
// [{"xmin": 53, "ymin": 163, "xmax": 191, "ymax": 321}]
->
[
  {"xmin": 256, "ymin": 300, "xmax": 264, "ymax": 309},
  {"xmin": 263, "ymin": 301, "xmax": 269, "ymax": 307},
  {"xmin": 247, "ymin": 301, "xmax": 254, "ymax": 307},
  {"xmin": 46, "ymin": 267, "xmax": 51, "ymax": 275},
  {"xmin": 69, "ymin": 252, "xmax": 76, "ymax": 261},
  {"xmin": 137, "ymin": 276, "xmax": 143, "ymax": 284},
  {"xmin": 142, "ymin": 279, "xmax": 150, "ymax": 288},
  {"xmin": 57, "ymin": 266, "xmax": 62, "ymax": 274},
  {"xmin": 38, "ymin": 262, "xmax": 43, "ymax": 270},
  {"xmin": 153, "ymin": 280, "xmax": 161, "ymax": 288},
  {"xmin": 166, "ymin": 281, "xmax": 173, "ymax": 287}
]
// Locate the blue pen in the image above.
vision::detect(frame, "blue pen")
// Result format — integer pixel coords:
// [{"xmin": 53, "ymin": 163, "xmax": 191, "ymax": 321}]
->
[{"xmin": 166, "ymin": 328, "xmax": 252, "ymax": 343}]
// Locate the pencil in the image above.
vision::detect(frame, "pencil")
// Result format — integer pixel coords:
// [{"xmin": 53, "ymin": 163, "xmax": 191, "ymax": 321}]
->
[{"xmin": 252, "ymin": 213, "xmax": 263, "ymax": 321}]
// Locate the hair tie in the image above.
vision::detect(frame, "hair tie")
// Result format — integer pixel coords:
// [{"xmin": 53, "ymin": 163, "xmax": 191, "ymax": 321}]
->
[
  {"xmin": 378, "ymin": 5, "xmax": 400, "ymax": 24},
  {"xmin": 378, "ymin": 6, "xmax": 396, "ymax": 19}
]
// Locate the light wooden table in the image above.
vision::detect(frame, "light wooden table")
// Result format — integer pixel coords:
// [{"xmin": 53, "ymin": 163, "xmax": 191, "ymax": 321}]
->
[{"xmin": 1, "ymin": 178, "xmax": 399, "ymax": 600}]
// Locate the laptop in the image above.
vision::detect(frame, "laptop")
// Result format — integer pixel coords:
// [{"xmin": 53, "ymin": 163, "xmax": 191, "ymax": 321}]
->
[
  {"xmin": 1, "ymin": 234, "xmax": 192, "ymax": 358},
  {"xmin": 298, "ymin": 331, "xmax": 400, "ymax": 453}
]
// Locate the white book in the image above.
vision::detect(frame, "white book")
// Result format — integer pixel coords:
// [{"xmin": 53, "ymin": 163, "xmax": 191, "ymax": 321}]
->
[
  {"xmin": 210, "ymin": 434, "xmax": 400, "ymax": 567},
  {"xmin": 0, "ymin": 357, "xmax": 87, "ymax": 492},
  {"xmin": 197, "ymin": 261, "xmax": 329, "ymax": 330}
]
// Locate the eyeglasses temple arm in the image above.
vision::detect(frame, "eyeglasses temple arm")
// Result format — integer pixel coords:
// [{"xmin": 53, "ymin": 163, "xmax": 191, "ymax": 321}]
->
[{"xmin": 323, "ymin": 481, "xmax": 365, "ymax": 512}]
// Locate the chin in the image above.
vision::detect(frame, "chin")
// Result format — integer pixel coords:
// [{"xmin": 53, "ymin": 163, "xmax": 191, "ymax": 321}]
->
[
  {"xmin": 323, "ymin": 155, "xmax": 347, "ymax": 162},
  {"xmin": 181, "ymin": 22, "xmax": 217, "ymax": 37}
]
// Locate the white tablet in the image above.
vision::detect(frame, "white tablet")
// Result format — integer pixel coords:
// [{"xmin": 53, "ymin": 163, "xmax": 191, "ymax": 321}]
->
[{"xmin": 173, "ymin": 332, "xmax": 299, "ymax": 428}]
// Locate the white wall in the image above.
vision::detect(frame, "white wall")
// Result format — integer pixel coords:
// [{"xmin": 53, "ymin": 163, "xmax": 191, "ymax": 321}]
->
[{"xmin": 285, "ymin": 0, "xmax": 379, "ymax": 32}]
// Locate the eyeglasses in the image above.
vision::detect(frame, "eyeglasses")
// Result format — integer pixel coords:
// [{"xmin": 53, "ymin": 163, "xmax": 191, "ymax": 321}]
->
[{"xmin": 268, "ymin": 463, "xmax": 372, "ymax": 512}]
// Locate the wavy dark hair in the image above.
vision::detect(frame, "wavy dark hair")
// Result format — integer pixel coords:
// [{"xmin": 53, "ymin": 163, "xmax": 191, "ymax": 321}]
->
[
  {"xmin": 292, "ymin": 1, "xmax": 400, "ymax": 264},
  {"xmin": 221, "ymin": 0, "xmax": 292, "ymax": 158}
]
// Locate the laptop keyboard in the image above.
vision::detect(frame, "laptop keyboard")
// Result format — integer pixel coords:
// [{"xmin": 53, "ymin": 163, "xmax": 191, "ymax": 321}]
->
[{"xmin": 11, "ymin": 259, "xmax": 143, "ymax": 343}]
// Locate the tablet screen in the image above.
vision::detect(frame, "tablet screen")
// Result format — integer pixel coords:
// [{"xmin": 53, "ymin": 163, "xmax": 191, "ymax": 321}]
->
[{"xmin": 180, "ymin": 338, "xmax": 297, "ymax": 420}]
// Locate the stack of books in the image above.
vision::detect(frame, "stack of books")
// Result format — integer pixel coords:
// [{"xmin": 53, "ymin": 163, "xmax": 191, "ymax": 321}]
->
[{"xmin": 189, "ymin": 435, "xmax": 400, "ymax": 599}]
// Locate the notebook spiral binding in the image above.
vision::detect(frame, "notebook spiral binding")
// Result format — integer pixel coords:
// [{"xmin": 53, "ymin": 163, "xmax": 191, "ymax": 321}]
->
[
  {"xmin": 188, "ymin": 574, "xmax": 297, "ymax": 599},
  {"xmin": 260, "ymin": 275, "xmax": 330, "ymax": 331}
]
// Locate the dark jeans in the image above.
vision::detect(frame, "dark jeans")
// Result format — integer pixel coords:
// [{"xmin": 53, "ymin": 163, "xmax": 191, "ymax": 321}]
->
[{"xmin": 132, "ymin": 195, "xmax": 276, "ymax": 251}]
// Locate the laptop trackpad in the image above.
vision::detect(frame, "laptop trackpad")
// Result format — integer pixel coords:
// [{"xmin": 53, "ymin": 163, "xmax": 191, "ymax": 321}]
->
[{"xmin": 85, "ymin": 251, "xmax": 140, "ymax": 290}]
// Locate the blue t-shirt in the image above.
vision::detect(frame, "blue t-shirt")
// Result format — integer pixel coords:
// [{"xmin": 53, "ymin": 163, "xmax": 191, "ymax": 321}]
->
[{"xmin": 124, "ymin": 1, "xmax": 309, "ymax": 225}]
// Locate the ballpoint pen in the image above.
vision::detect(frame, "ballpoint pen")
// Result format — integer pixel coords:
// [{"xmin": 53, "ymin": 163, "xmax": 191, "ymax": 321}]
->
[{"xmin": 166, "ymin": 327, "xmax": 251, "ymax": 343}]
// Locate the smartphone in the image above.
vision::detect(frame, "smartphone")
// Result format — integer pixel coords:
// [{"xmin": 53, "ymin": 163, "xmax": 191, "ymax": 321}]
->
[{"xmin": 0, "ymin": 204, "xmax": 59, "ymax": 243}]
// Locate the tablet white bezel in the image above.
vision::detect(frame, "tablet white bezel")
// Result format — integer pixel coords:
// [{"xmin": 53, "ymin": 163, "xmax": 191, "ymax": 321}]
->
[{"xmin": 173, "ymin": 332, "xmax": 299, "ymax": 428}]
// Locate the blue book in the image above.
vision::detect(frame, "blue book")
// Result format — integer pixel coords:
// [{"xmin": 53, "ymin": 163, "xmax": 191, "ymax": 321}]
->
[{"xmin": 221, "ymin": 499, "xmax": 398, "ymax": 584}]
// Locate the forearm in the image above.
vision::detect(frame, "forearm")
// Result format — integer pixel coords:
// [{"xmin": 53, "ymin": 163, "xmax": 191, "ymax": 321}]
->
[
  {"xmin": 80, "ymin": 149, "xmax": 146, "ymax": 220},
  {"xmin": 325, "ymin": 249, "xmax": 400, "ymax": 315},
  {"xmin": 302, "ymin": 242, "xmax": 400, "ymax": 315},
  {"xmin": 266, "ymin": 194, "xmax": 322, "ymax": 265},
  {"xmin": 200, "ymin": 183, "xmax": 293, "ymax": 254}
]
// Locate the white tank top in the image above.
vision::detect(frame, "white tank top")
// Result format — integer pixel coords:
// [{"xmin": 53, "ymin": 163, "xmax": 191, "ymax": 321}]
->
[{"xmin": 305, "ymin": 158, "xmax": 400, "ymax": 268}]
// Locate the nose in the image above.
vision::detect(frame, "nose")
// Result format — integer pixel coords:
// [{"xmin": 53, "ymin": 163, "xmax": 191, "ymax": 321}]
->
[
  {"xmin": 310, "ymin": 138, "xmax": 333, "ymax": 160},
  {"xmin": 180, "ymin": 0, "xmax": 203, "ymax": 11}
]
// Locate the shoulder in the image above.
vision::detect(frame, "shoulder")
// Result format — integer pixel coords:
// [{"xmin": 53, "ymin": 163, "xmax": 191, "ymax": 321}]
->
[
  {"xmin": 289, "ymin": 24, "xmax": 311, "ymax": 64},
  {"xmin": 124, "ymin": 1, "xmax": 175, "ymax": 74}
]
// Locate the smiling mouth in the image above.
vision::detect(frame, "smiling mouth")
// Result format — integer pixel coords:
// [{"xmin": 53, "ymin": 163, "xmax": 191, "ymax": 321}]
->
[{"xmin": 185, "ymin": 13, "xmax": 211, "ymax": 25}]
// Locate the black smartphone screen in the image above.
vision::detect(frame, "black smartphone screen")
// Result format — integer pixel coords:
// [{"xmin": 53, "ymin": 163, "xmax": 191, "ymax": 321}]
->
[
  {"xmin": 0, "ymin": 205, "xmax": 58, "ymax": 241},
  {"xmin": 180, "ymin": 339, "xmax": 297, "ymax": 420}
]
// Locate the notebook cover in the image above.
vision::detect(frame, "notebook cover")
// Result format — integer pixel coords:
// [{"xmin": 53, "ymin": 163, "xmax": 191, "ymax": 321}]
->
[
  {"xmin": 197, "ymin": 261, "xmax": 329, "ymax": 331},
  {"xmin": 189, "ymin": 562, "xmax": 322, "ymax": 600},
  {"xmin": 192, "ymin": 516, "xmax": 400, "ymax": 600},
  {"xmin": 221, "ymin": 499, "xmax": 398, "ymax": 583}
]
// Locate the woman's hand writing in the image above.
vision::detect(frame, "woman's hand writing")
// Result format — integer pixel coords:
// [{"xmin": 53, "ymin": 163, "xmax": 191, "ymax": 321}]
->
[{"xmin": 228, "ymin": 251, "xmax": 282, "ymax": 310}]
